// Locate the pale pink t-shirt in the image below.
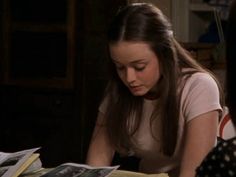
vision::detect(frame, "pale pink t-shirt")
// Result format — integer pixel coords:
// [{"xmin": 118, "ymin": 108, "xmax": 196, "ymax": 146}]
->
[{"xmin": 99, "ymin": 72, "xmax": 222, "ymax": 176}]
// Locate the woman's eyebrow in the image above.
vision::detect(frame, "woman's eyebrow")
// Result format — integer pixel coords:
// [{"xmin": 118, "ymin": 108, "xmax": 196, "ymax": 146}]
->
[
  {"xmin": 130, "ymin": 59, "xmax": 147, "ymax": 64},
  {"xmin": 112, "ymin": 59, "xmax": 147, "ymax": 64}
]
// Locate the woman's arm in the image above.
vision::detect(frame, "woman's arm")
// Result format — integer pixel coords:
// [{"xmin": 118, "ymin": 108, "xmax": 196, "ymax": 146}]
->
[
  {"xmin": 86, "ymin": 112, "xmax": 115, "ymax": 166},
  {"xmin": 179, "ymin": 110, "xmax": 219, "ymax": 177}
]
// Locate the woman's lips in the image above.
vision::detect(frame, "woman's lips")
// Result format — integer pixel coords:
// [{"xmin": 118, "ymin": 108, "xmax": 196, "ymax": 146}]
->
[{"xmin": 129, "ymin": 85, "xmax": 142, "ymax": 92}]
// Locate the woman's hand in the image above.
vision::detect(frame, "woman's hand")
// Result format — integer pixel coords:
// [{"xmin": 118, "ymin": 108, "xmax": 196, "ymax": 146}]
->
[{"xmin": 86, "ymin": 112, "xmax": 115, "ymax": 166}]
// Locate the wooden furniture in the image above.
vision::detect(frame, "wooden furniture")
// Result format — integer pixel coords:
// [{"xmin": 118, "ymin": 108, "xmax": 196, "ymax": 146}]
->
[
  {"xmin": 172, "ymin": 0, "xmax": 229, "ymax": 43},
  {"xmin": 1, "ymin": 0, "xmax": 76, "ymax": 89},
  {"xmin": 0, "ymin": 0, "xmax": 127, "ymax": 167},
  {"xmin": 183, "ymin": 42, "xmax": 226, "ymax": 91},
  {"xmin": 0, "ymin": 0, "xmax": 81, "ymax": 167}
]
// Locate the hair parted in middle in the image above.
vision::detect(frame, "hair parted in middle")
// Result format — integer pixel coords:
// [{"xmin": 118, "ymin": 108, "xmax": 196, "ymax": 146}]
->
[{"xmin": 103, "ymin": 3, "xmax": 224, "ymax": 156}]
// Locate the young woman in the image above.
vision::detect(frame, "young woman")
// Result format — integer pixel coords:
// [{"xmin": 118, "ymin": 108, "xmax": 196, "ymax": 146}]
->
[
  {"xmin": 86, "ymin": 3, "xmax": 223, "ymax": 177},
  {"xmin": 196, "ymin": 0, "xmax": 236, "ymax": 176}
]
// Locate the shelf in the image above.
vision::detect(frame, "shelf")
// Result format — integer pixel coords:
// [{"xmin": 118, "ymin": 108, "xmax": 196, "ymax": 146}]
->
[
  {"xmin": 172, "ymin": 1, "xmax": 220, "ymax": 42},
  {"xmin": 189, "ymin": 3, "xmax": 215, "ymax": 12},
  {"xmin": 2, "ymin": 0, "xmax": 76, "ymax": 89},
  {"xmin": 182, "ymin": 42, "xmax": 216, "ymax": 49},
  {"xmin": 10, "ymin": 0, "xmax": 67, "ymax": 23},
  {"xmin": 12, "ymin": 22, "xmax": 67, "ymax": 32}
]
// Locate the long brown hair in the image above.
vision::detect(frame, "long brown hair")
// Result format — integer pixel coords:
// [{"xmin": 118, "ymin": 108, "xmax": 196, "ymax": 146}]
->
[{"xmin": 103, "ymin": 3, "xmax": 224, "ymax": 156}]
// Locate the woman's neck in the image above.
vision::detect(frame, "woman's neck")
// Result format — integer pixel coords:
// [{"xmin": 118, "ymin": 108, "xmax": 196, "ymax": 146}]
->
[{"xmin": 143, "ymin": 91, "xmax": 159, "ymax": 100}]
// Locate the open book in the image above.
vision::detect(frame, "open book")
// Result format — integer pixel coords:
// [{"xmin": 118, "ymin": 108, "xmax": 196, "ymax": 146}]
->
[
  {"xmin": 37, "ymin": 163, "xmax": 168, "ymax": 177},
  {"xmin": 110, "ymin": 170, "xmax": 168, "ymax": 177},
  {"xmin": 0, "ymin": 147, "xmax": 42, "ymax": 177},
  {"xmin": 39, "ymin": 163, "xmax": 119, "ymax": 177}
]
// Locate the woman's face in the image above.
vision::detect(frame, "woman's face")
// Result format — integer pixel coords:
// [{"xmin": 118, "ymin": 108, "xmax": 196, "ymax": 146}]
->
[{"xmin": 109, "ymin": 41, "xmax": 161, "ymax": 96}]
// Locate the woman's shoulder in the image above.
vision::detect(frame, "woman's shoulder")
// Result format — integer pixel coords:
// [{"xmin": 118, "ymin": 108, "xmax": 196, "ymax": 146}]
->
[
  {"xmin": 180, "ymin": 71, "xmax": 221, "ymax": 120},
  {"xmin": 185, "ymin": 71, "xmax": 215, "ymax": 84},
  {"xmin": 181, "ymin": 71, "xmax": 218, "ymax": 93}
]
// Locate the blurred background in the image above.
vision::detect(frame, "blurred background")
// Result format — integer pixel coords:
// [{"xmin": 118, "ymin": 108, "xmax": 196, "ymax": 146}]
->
[{"xmin": 0, "ymin": 0, "xmax": 231, "ymax": 167}]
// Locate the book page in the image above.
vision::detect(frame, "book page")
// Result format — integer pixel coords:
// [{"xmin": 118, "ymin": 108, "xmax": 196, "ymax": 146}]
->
[
  {"xmin": 40, "ymin": 163, "xmax": 119, "ymax": 177},
  {"xmin": 0, "ymin": 147, "xmax": 40, "ymax": 177},
  {"xmin": 13, "ymin": 153, "xmax": 41, "ymax": 177},
  {"xmin": 22, "ymin": 155, "xmax": 43, "ymax": 175},
  {"xmin": 110, "ymin": 170, "xmax": 169, "ymax": 177}
]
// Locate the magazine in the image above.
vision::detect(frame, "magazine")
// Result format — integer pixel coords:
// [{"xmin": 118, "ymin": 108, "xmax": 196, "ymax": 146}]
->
[
  {"xmin": 38, "ymin": 163, "xmax": 169, "ymax": 177},
  {"xmin": 110, "ymin": 170, "xmax": 169, "ymax": 177},
  {"xmin": 0, "ymin": 147, "xmax": 42, "ymax": 177},
  {"xmin": 39, "ymin": 163, "xmax": 119, "ymax": 177}
]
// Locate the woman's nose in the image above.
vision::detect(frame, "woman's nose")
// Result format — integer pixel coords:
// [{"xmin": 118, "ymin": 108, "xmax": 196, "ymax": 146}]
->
[{"xmin": 126, "ymin": 68, "xmax": 136, "ymax": 83}]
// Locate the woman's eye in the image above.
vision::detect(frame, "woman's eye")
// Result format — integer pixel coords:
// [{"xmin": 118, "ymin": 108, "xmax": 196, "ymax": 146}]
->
[{"xmin": 134, "ymin": 65, "xmax": 146, "ymax": 71}]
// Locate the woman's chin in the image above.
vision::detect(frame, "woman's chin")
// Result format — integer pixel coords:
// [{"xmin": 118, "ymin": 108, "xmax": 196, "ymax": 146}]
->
[
  {"xmin": 129, "ymin": 86, "xmax": 148, "ymax": 96},
  {"xmin": 130, "ymin": 90, "xmax": 147, "ymax": 96}
]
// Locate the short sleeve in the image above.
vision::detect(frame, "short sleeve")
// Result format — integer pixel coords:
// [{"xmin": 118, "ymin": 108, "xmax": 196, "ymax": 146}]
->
[{"xmin": 181, "ymin": 73, "xmax": 222, "ymax": 122}]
